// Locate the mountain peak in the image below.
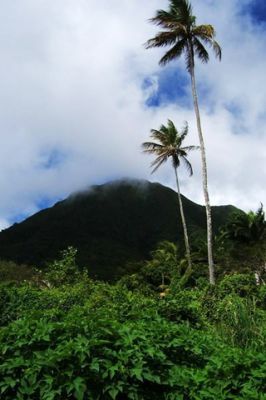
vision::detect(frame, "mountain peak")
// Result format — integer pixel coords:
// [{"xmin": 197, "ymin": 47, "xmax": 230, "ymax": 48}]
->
[{"xmin": 0, "ymin": 180, "xmax": 239, "ymax": 280}]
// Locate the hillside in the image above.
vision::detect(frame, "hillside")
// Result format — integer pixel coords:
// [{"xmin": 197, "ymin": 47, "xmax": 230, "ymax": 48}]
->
[{"xmin": 0, "ymin": 179, "xmax": 239, "ymax": 280}]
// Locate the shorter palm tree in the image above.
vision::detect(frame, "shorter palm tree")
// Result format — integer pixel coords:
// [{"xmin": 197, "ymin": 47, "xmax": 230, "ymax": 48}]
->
[
  {"xmin": 142, "ymin": 119, "xmax": 199, "ymax": 272},
  {"xmin": 226, "ymin": 205, "xmax": 266, "ymax": 244}
]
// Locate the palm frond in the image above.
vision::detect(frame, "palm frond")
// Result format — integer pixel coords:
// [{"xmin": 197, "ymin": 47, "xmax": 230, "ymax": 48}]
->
[
  {"xmin": 182, "ymin": 156, "xmax": 193, "ymax": 176},
  {"xmin": 149, "ymin": 0, "xmax": 193, "ymax": 29},
  {"xmin": 145, "ymin": 31, "xmax": 179, "ymax": 49},
  {"xmin": 149, "ymin": 10, "xmax": 178, "ymax": 29},
  {"xmin": 192, "ymin": 24, "xmax": 215, "ymax": 37},
  {"xmin": 182, "ymin": 145, "xmax": 200, "ymax": 152},
  {"xmin": 193, "ymin": 37, "xmax": 209, "ymax": 63},
  {"xmin": 158, "ymin": 124, "xmax": 172, "ymax": 138},
  {"xmin": 212, "ymin": 39, "xmax": 222, "ymax": 60},
  {"xmin": 150, "ymin": 154, "xmax": 168, "ymax": 174},
  {"xmin": 167, "ymin": 119, "xmax": 178, "ymax": 142},
  {"xmin": 192, "ymin": 25, "xmax": 222, "ymax": 61},
  {"xmin": 171, "ymin": 154, "xmax": 180, "ymax": 169},
  {"xmin": 179, "ymin": 122, "xmax": 189, "ymax": 142},
  {"xmin": 159, "ymin": 38, "xmax": 187, "ymax": 66},
  {"xmin": 197, "ymin": 37, "xmax": 221, "ymax": 60},
  {"xmin": 150, "ymin": 129, "xmax": 168, "ymax": 144},
  {"xmin": 170, "ymin": 0, "xmax": 193, "ymax": 23},
  {"xmin": 141, "ymin": 142, "xmax": 164, "ymax": 152},
  {"xmin": 167, "ymin": 119, "xmax": 177, "ymax": 132}
]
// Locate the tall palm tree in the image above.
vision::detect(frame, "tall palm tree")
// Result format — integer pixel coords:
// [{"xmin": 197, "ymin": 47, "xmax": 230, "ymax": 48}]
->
[
  {"xmin": 145, "ymin": 0, "xmax": 221, "ymax": 284},
  {"xmin": 142, "ymin": 119, "xmax": 198, "ymax": 273}
]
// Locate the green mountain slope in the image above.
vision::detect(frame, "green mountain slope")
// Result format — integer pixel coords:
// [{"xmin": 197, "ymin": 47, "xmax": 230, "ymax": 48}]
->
[{"xmin": 0, "ymin": 179, "xmax": 239, "ymax": 280}]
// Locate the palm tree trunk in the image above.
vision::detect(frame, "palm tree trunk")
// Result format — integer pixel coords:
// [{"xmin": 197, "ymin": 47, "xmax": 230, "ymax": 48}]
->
[
  {"xmin": 174, "ymin": 167, "xmax": 192, "ymax": 273},
  {"xmin": 188, "ymin": 45, "xmax": 215, "ymax": 285}
]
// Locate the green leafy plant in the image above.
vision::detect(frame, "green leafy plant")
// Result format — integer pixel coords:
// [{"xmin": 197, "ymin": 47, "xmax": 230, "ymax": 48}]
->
[
  {"xmin": 44, "ymin": 247, "xmax": 88, "ymax": 287},
  {"xmin": 1, "ymin": 250, "xmax": 266, "ymax": 399},
  {"xmin": 218, "ymin": 273, "xmax": 258, "ymax": 298}
]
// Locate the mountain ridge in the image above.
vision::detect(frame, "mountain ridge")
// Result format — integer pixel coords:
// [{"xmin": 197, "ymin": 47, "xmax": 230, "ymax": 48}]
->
[{"xmin": 0, "ymin": 179, "xmax": 240, "ymax": 280}]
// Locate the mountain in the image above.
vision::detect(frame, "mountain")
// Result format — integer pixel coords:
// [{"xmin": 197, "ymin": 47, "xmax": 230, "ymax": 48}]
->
[{"xmin": 0, "ymin": 179, "xmax": 239, "ymax": 280}]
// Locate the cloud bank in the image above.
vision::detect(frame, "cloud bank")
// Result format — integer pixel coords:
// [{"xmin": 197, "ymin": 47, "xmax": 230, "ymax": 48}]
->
[{"xmin": 0, "ymin": 0, "xmax": 265, "ymax": 229}]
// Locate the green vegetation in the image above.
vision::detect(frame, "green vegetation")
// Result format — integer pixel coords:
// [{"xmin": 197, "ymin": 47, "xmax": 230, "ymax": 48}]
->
[
  {"xmin": 0, "ymin": 259, "xmax": 36, "ymax": 282},
  {"xmin": 0, "ymin": 246, "xmax": 266, "ymax": 399}
]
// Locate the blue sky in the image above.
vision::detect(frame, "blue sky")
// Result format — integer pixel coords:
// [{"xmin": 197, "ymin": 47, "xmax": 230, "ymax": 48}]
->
[
  {"xmin": 246, "ymin": 0, "xmax": 266, "ymax": 23},
  {"xmin": 143, "ymin": 67, "xmax": 191, "ymax": 109},
  {"xmin": 0, "ymin": 0, "xmax": 265, "ymax": 230}
]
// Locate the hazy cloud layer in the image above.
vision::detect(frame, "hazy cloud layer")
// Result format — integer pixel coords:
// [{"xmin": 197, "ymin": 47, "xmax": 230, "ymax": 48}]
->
[{"xmin": 0, "ymin": 0, "xmax": 265, "ymax": 229}]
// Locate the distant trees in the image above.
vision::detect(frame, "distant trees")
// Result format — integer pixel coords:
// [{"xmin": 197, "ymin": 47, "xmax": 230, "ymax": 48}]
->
[
  {"xmin": 142, "ymin": 241, "xmax": 178, "ymax": 288},
  {"xmin": 145, "ymin": 0, "xmax": 221, "ymax": 284},
  {"xmin": 142, "ymin": 119, "xmax": 198, "ymax": 272},
  {"xmin": 211, "ymin": 206, "xmax": 266, "ymax": 279},
  {"xmin": 226, "ymin": 205, "xmax": 266, "ymax": 245}
]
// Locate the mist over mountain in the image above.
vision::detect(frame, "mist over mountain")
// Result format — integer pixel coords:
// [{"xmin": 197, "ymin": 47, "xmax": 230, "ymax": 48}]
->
[{"xmin": 0, "ymin": 179, "xmax": 239, "ymax": 280}]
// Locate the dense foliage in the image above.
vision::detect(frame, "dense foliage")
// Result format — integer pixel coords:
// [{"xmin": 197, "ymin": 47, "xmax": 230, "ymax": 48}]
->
[{"xmin": 0, "ymin": 247, "xmax": 266, "ymax": 399}]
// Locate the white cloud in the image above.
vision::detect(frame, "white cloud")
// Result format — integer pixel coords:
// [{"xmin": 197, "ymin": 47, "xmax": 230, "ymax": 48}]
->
[{"xmin": 0, "ymin": 0, "xmax": 265, "ymax": 228}]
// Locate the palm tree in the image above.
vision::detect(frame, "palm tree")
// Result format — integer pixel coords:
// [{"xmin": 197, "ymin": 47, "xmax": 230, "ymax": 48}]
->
[
  {"xmin": 225, "ymin": 205, "xmax": 266, "ymax": 280},
  {"xmin": 142, "ymin": 119, "xmax": 198, "ymax": 273},
  {"xmin": 226, "ymin": 205, "xmax": 266, "ymax": 244},
  {"xmin": 145, "ymin": 0, "xmax": 221, "ymax": 284}
]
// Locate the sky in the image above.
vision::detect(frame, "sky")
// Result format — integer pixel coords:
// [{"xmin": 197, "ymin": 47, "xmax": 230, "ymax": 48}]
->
[{"xmin": 0, "ymin": 0, "xmax": 266, "ymax": 230}]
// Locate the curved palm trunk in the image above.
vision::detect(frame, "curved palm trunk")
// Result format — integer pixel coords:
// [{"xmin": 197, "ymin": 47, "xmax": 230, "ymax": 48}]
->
[
  {"xmin": 188, "ymin": 46, "xmax": 215, "ymax": 285},
  {"xmin": 174, "ymin": 167, "xmax": 192, "ymax": 273}
]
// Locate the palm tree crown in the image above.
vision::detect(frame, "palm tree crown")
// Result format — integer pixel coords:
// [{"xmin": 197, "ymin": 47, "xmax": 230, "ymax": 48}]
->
[
  {"xmin": 142, "ymin": 119, "xmax": 198, "ymax": 174},
  {"xmin": 145, "ymin": 0, "xmax": 221, "ymax": 71},
  {"xmin": 226, "ymin": 205, "xmax": 266, "ymax": 244}
]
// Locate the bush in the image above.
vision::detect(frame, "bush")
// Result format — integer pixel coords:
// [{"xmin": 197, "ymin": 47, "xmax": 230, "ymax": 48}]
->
[
  {"xmin": 117, "ymin": 274, "xmax": 155, "ymax": 296},
  {"xmin": 1, "ymin": 249, "xmax": 266, "ymax": 399},
  {"xmin": 82, "ymin": 282, "xmax": 158, "ymax": 323},
  {"xmin": 0, "ymin": 280, "xmax": 94, "ymax": 327},
  {"xmin": 218, "ymin": 273, "xmax": 258, "ymax": 298},
  {"xmin": 1, "ymin": 308, "xmax": 266, "ymax": 399},
  {"xmin": 0, "ymin": 260, "xmax": 35, "ymax": 282},
  {"xmin": 157, "ymin": 289, "xmax": 206, "ymax": 328}
]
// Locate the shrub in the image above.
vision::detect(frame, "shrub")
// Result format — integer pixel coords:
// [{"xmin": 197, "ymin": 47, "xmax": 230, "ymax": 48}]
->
[
  {"xmin": 44, "ymin": 247, "xmax": 87, "ymax": 287},
  {"xmin": 1, "ymin": 309, "xmax": 266, "ymax": 399},
  {"xmin": 0, "ymin": 260, "xmax": 35, "ymax": 282},
  {"xmin": 157, "ymin": 289, "xmax": 206, "ymax": 328},
  {"xmin": 1, "ymin": 250, "xmax": 266, "ymax": 399},
  {"xmin": 117, "ymin": 274, "xmax": 154, "ymax": 296},
  {"xmin": 0, "ymin": 280, "xmax": 94, "ymax": 327},
  {"xmin": 0, "ymin": 308, "xmax": 217, "ymax": 400},
  {"xmin": 218, "ymin": 273, "xmax": 258, "ymax": 298}
]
